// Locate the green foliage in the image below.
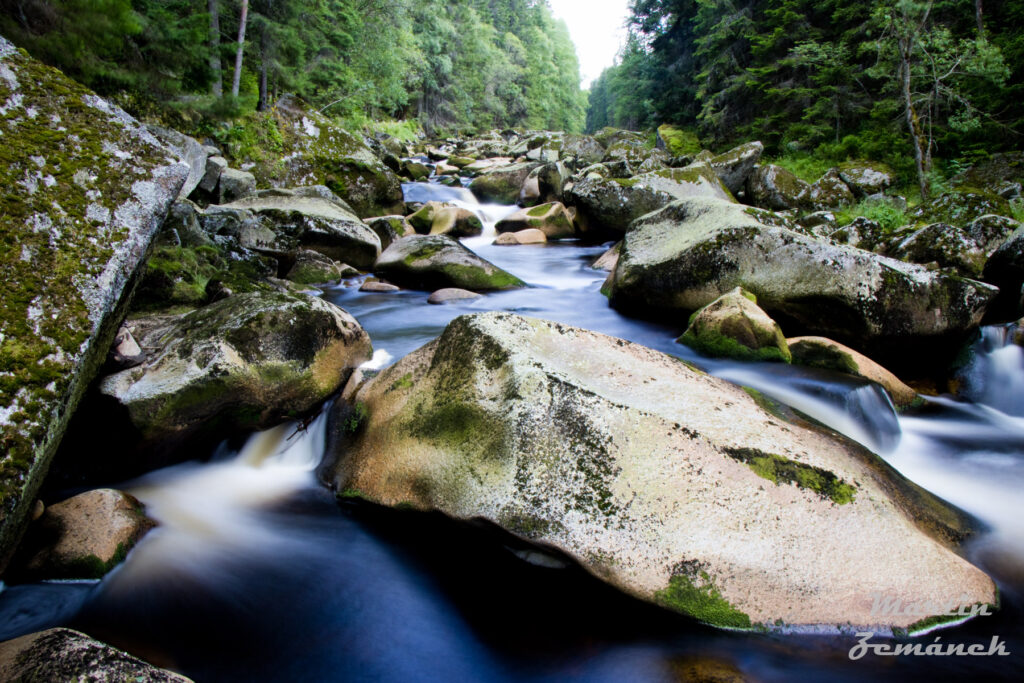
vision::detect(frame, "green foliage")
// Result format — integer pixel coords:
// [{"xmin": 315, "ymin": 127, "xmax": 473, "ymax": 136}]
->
[
  {"xmin": 765, "ymin": 153, "xmax": 834, "ymax": 183},
  {"xmin": 835, "ymin": 199, "xmax": 911, "ymax": 232},
  {"xmin": 588, "ymin": 0, "xmax": 1021, "ymax": 175},
  {"xmin": 3, "ymin": 0, "xmax": 586, "ymax": 134},
  {"xmin": 654, "ymin": 570, "xmax": 752, "ymax": 629}
]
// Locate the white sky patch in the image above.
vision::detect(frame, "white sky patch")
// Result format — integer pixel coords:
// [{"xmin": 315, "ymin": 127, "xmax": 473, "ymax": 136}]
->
[{"xmin": 547, "ymin": 0, "xmax": 631, "ymax": 89}]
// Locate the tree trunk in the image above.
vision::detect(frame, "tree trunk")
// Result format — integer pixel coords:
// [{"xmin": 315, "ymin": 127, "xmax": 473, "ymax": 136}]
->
[
  {"xmin": 230, "ymin": 0, "xmax": 249, "ymax": 98},
  {"xmin": 900, "ymin": 44, "xmax": 929, "ymax": 201},
  {"xmin": 257, "ymin": 35, "xmax": 268, "ymax": 111},
  {"xmin": 208, "ymin": 0, "xmax": 222, "ymax": 97},
  {"xmin": 976, "ymin": 0, "xmax": 984, "ymax": 36}
]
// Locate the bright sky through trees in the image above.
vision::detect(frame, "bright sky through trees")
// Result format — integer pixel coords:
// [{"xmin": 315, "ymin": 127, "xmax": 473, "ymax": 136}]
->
[{"xmin": 547, "ymin": 0, "xmax": 630, "ymax": 88}]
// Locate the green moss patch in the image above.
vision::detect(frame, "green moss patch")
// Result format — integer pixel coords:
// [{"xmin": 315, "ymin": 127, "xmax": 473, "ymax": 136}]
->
[
  {"xmin": 723, "ymin": 446, "xmax": 857, "ymax": 504},
  {"xmin": 654, "ymin": 568, "xmax": 752, "ymax": 629},
  {"xmin": 678, "ymin": 328, "xmax": 790, "ymax": 364},
  {"xmin": 657, "ymin": 125, "xmax": 702, "ymax": 157}
]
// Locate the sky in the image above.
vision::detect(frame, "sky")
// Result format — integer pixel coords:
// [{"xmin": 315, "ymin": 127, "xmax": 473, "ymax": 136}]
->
[{"xmin": 547, "ymin": 0, "xmax": 631, "ymax": 89}]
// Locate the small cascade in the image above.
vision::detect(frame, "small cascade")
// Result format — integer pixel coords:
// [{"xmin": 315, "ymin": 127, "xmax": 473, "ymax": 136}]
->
[
  {"xmin": 104, "ymin": 411, "xmax": 329, "ymax": 586},
  {"xmin": 401, "ymin": 180, "xmax": 520, "ymax": 242},
  {"xmin": 958, "ymin": 323, "xmax": 1024, "ymax": 417}
]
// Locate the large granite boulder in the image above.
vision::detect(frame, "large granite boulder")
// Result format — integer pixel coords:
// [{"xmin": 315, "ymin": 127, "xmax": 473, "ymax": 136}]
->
[
  {"xmin": 407, "ymin": 201, "xmax": 483, "ymax": 237},
  {"xmin": 220, "ymin": 193, "xmax": 381, "ymax": 268},
  {"xmin": 244, "ymin": 96, "xmax": 403, "ymax": 217},
  {"xmin": 374, "ymin": 235, "xmax": 525, "ymax": 291},
  {"xmin": 983, "ymin": 225, "xmax": 1024, "ymax": 317},
  {"xmin": 566, "ymin": 165, "xmax": 733, "ymax": 236},
  {"xmin": 0, "ymin": 628, "xmax": 193, "ymax": 682},
  {"xmin": 608, "ymin": 198, "xmax": 997, "ymax": 365},
  {"xmin": 708, "ymin": 142, "xmax": 763, "ymax": 195},
  {"xmin": 808, "ymin": 168, "xmax": 855, "ymax": 209},
  {"xmin": 560, "ymin": 134, "xmax": 606, "ymax": 170},
  {"xmin": 891, "ymin": 223, "xmax": 987, "ymax": 277},
  {"xmin": 788, "ymin": 337, "xmax": 918, "ymax": 408},
  {"xmin": 100, "ymin": 292, "xmax": 371, "ymax": 445},
  {"xmin": 745, "ymin": 164, "xmax": 811, "ymax": 211},
  {"xmin": 468, "ymin": 161, "xmax": 540, "ymax": 204},
  {"xmin": 837, "ymin": 161, "xmax": 895, "ymax": 197},
  {"xmin": 0, "ymin": 37, "xmax": 188, "ymax": 570},
  {"xmin": 910, "ymin": 189, "xmax": 1012, "ymax": 227},
  {"xmin": 328, "ymin": 312, "xmax": 993, "ymax": 632}
]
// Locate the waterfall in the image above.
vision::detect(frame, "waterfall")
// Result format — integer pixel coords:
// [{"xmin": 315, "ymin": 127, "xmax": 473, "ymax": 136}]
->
[{"xmin": 958, "ymin": 323, "xmax": 1024, "ymax": 417}]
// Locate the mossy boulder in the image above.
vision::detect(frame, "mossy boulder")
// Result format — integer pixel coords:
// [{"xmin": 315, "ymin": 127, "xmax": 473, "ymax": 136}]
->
[
  {"xmin": 374, "ymin": 235, "xmax": 525, "ymax": 291},
  {"xmin": 8, "ymin": 488, "xmax": 154, "ymax": 581},
  {"xmin": 566, "ymin": 164, "xmax": 734, "ymax": 237},
  {"xmin": 285, "ymin": 249, "xmax": 346, "ymax": 284},
  {"xmin": 708, "ymin": 141, "xmax": 763, "ymax": 195},
  {"xmin": 603, "ymin": 138, "xmax": 649, "ymax": 167},
  {"xmin": 99, "ymin": 291, "xmax": 371, "ymax": 445},
  {"xmin": 217, "ymin": 167, "xmax": 257, "ymax": 204},
  {"xmin": 965, "ymin": 214, "xmax": 1021, "ymax": 254},
  {"xmin": 0, "ymin": 37, "xmax": 189, "ymax": 571},
  {"xmin": 950, "ymin": 152, "xmax": 1024, "ymax": 190},
  {"xmin": 407, "ymin": 201, "xmax": 483, "ymax": 237},
  {"xmin": 656, "ymin": 125, "xmax": 702, "ymax": 157},
  {"xmin": 327, "ymin": 312, "xmax": 994, "ymax": 632},
  {"xmin": 400, "ymin": 159, "xmax": 431, "ymax": 181},
  {"xmin": 365, "ymin": 215, "xmax": 415, "ymax": 250},
  {"xmin": 829, "ymin": 216, "xmax": 887, "ymax": 252},
  {"xmin": 221, "ymin": 193, "xmax": 381, "ymax": 269},
  {"xmin": 245, "ymin": 97, "xmax": 404, "ymax": 217},
  {"xmin": 132, "ymin": 243, "xmax": 276, "ymax": 312},
  {"xmin": 788, "ymin": 336, "xmax": 917, "ymax": 408},
  {"xmin": 608, "ymin": 197, "xmax": 997, "ymax": 367},
  {"xmin": 891, "ymin": 223, "xmax": 987, "ymax": 277},
  {"xmin": 678, "ymin": 287, "xmax": 792, "ymax": 362},
  {"xmin": 809, "ymin": 168, "xmax": 855, "ymax": 209},
  {"xmin": 519, "ymin": 162, "xmax": 570, "ymax": 206},
  {"xmin": 745, "ymin": 164, "xmax": 811, "ymax": 211},
  {"xmin": 909, "ymin": 189, "xmax": 1011, "ymax": 227},
  {"xmin": 838, "ymin": 161, "xmax": 895, "ymax": 197},
  {"xmin": 468, "ymin": 161, "xmax": 540, "ymax": 204},
  {"xmin": 495, "ymin": 202, "xmax": 575, "ymax": 239},
  {"xmin": 0, "ymin": 629, "xmax": 193, "ymax": 682},
  {"xmin": 560, "ymin": 134, "xmax": 606, "ymax": 170}
]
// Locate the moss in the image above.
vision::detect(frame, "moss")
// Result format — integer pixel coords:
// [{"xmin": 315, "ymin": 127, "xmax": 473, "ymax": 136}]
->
[
  {"xmin": 338, "ymin": 487, "xmax": 368, "ymax": 500},
  {"xmin": 657, "ymin": 125, "xmax": 702, "ymax": 157},
  {"xmin": 654, "ymin": 569, "xmax": 752, "ymax": 629},
  {"xmin": 723, "ymin": 447, "xmax": 857, "ymax": 504},
  {"xmin": 526, "ymin": 204, "xmax": 550, "ymax": 218},
  {"xmin": 389, "ymin": 373, "xmax": 414, "ymax": 391},
  {"xmin": 678, "ymin": 328, "xmax": 790, "ymax": 364},
  {"xmin": 499, "ymin": 510, "xmax": 564, "ymax": 539},
  {"xmin": 789, "ymin": 340, "xmax": 860, "ymax": 375}
]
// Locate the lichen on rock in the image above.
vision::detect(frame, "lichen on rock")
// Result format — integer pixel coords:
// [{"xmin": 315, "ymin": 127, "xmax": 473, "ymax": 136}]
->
[{"xmin": 0, "ymin": 37, "xmax": 188, "ymax": 570}]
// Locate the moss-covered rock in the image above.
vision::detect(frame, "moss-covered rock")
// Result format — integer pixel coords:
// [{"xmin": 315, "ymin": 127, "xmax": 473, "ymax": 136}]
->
[
  {"xmin": 891, "ymin": 223, "xmax": 987, "ymax": 278},
  {"xmin": 221, "ymin": 193, "xmax": 381, "ymax": 269},
  {"xmin": 495, "ymin": 202, "xmax": 575, "ymax": 239},
  {"xmin": 285, "ymin": 249, "xmax": 346, "ymax": 284},
  {"xmin": 0, "ymin": 628, "xmax": 193, "ymax": 682},
  {"xmin": 132, "ymin": 243, "xmax": 276, "ymax": 312},
  {"xmin": 965, "ymin": 214, "xmax": 1021, "ymax": 254},
  {"xmin": 678, "ymin": 287, "xmax": 792, "ymax": 362},
  {"xmin": 566, "ymin": 164, "xmax": 734, "ymax": 237},
  {"xmin": 603, "ymin": 138, "xmax": 650, "ymax": 167},
  {"xmin": 788, "ymin": 336, "xmax": 918, "ymax": 407},
  {"xmin": 560, "ymin": 134, "xmax": 605, "ymax": 170},
  {"xmin": 609, "ymin": 197, "xmax": 997, "ymax": 367},
  {"xmin": 838, "ymin": 161, "xmax": 895, "ymax": 197},
  {"xmin": 100, "ymin": 291, "xmax": 371, "ymax": 445},
  {"xmin": 950, "ymin": 152, "xmax": 1024, "ymax": 190},
  {"xmin": 244, "ymin": 96, "xmax": 404, "ymax": 217},
  {"xmin": 328, "ymin": 312, "xmax": 994, "ymax": 632},
  {"xmin": 809, "ymin": 168, "xmax": 855, "ymax": 209},
  {"xmin": 407, "ymin": 201, "xmax": 483, "ymax": 237},
  {"xmin": 708, "ymin": 141, "xmax": 763, "ymax": 195},
  {"xmin": 400, "ymin": 159, "xmax": 431, "ymax": 181},
  {"xmin": 745, "ymin": 164, "xmax": 812, "ymax": 211},
  {"xmin": 8, "ymin": 488, "xmax": 154, "ymax": 580},
  {"xmin": 829, "ymin": 216, "xmax": 888, "ymax": 251},
  {"xmin": 519, "ymin": 162, "xmax": 570, "ymax": 206},
  {"xmin": 374, "ymin": 235, "xmax": 525, "ymax": 291},
  {"xmin": 468, "ymin": 161, "xmax": 540, "ymax": 204},
  {"xmin": 365, "ymin": 215, "xmax": 415, "ymax": 251},
  {"xmin": 656, "ymin": 125, "xmax": 702, "ymax": 157},
  {"xmin": 0, "ymin": 37, "xmax": 189, "ymax": 571},
  {"xmin": 910, "ymin": 189, "xmax": 1011, "ymax": 227},
  {"xmin": 217, "ymin": 167, "xmax": 257, "ymax": 204}
]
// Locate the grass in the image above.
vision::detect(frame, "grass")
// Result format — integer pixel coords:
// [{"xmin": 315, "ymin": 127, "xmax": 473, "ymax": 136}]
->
[
  {"xmin": 834, "ymin": 198, "xmax": 911, "ymax": 232},
  {"xmin": 765, "ymin": 153, "xmax": 835, "ymax": 184}
]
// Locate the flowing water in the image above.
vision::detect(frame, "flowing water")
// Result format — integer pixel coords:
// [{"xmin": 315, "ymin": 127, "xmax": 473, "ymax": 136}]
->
[{"xmin": 1, "ymin": 182, "xmax": 1022, "ymax": 681}]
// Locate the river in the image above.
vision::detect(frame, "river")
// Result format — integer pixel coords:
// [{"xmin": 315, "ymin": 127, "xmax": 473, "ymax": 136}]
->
[{"xmin": 0, "ymin": 182, "xmax": 1021, "ymax": 681}]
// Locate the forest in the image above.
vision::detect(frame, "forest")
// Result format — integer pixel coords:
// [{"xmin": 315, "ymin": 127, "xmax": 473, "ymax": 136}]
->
[
  {"xmin": 587, "ymin": 0, "xmax": 1023, "ymax": 193},
  {"xmin": 0, "ymin": 0, "xmax": 587, "ymax": 134}
]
